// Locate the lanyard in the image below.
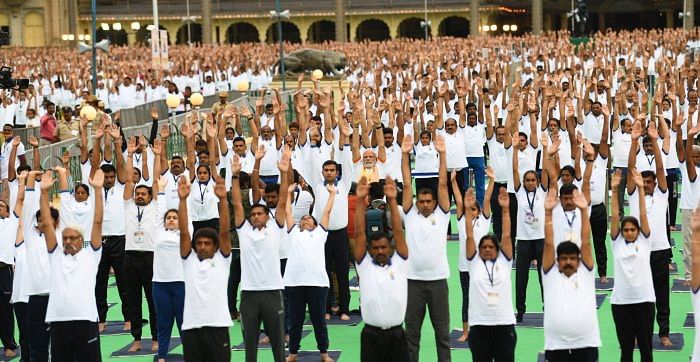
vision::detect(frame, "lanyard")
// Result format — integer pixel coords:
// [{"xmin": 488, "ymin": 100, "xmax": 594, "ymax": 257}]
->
[
  {"xmin": 564, "ymin": 210, "xmax": 576, "ymax": 228},
  {"xmin": 104, "ymin": 187, "xmax": 111, "ymax": 204},
  {"xmin": 484, "ymin": 260, "xmax": 496, "ymax": 287},
  {"xmin": 198, "ymin": 180, "xmax": 209, "ymax": 204},
  {"xmin": 134, "ymin": 153, "xmax": 142, "ymax": 164},
  {"xmin": 646, "ymin": 154, "xmax": 654, "ymax": 167},
  {"xmin": 136, "ymin": 206, "xmax": 144, "ymax": 223},
  {"xmin": 172, "ymin": 173, "xmax": 180, "ymax": 184},
  {"xmin": 526, "ymin": 190, "xmax": 536, "ymax": 213}
]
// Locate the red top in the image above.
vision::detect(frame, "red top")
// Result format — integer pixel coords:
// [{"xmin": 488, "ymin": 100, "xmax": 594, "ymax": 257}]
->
[{"xmin": 40, "ymin": 114, "xmax": 57, "ymax": 142}]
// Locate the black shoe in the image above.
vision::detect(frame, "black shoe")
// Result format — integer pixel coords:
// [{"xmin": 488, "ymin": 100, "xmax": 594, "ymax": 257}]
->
[{"xmin": 516, "ymin": 313, "xmax": 524, "ymax": 322}]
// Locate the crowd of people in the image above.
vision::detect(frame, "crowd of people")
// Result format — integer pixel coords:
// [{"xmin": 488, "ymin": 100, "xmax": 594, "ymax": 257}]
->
[{"xmin": 0, "ymin": 27, "xmax": 700, "ymax": 361}]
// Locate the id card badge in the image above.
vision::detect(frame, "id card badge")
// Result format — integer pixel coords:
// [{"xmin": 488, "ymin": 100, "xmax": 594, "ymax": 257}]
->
[
  {"xmin": 487, "ymin": 291, "xmax": 500, "ymax": 306},
  {"xmin": 589, "ymin": 180, "xmax": 595, "ymax": 192},
  {"xmin": 134, "ymin": 226, "xmax": 145, "ymax": 243},
  {"xmin": 524, "ymin": 212, "xmax": 535, "ymax": 224},
  {"xmin": 564, "ymin": 231, "xmax": 578, "ymax": 243}
]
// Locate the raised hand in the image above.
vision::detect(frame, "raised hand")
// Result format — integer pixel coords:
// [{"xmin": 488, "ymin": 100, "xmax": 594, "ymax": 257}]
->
[
  {"xmin": 230, "ymin": 154, "xmax": 241, "ymax": 176},
  {"xmin": 157, "ymin": 175, "xmax": 168, "ymax": 192},
  {"xmin": 631, "ymin": 120, "xmax": 643, "ymax": 141},
  {"xmin": 485, "ymin": 166, "xmax": 494, "ymax": 180},
  {"xmin": 138, "ymin": 136, "xmax": 148, "ymax": 149},
  {"xmin": 108, "ymin": 125, "xmax": 121, "ymax": 140},
  {"xmin": 159, "ymin": 125, "xmax": 170, "ymax": 140},
  {"xmin": 177, "ymin": 175, "xmax": 190, "ymax": 200},
  {"xmin": 40, "ymin": 171, "xmax": 54, "ymax": 191},
  {"xmin": 434, "ymin": 135, "xmax": 446, "ymax": 153},
  {"xmin": 278, "ymin": 146, "xmax": 291, "ymax": 172},
  {"xmin": 89, "ymin": 169, "xmax": 105, "ymax": 189},
  {"xmin": 611, "ymin": 168, "xmax": 622, "ymax": 188},
  {"xmin": 647, "ymin": 121, "xmax": 659, "ymax": 139},
  {"xmin": 326, "ymin": 183, "xmax": 338, "ymax": 195},
  {"xmin": 17, "ymin": 170, "xmax": 27, "ymax": 183},
  {"xmin": 401, "ymin": 134, "xmax": 413, "ymax": 153},
  {"xmin": 150, "ymin": 107, "xmax": 159, "ymax": 119},
  {"xmin": 152, "ymin": 139, "xmax": 162, "ymax": 156},
  {"xmin": 496, "ymin": 187, "xmax": 509, "ymax": 208},
  {"xmin": 213, "ymin": 174, "xmax": 227, "ymax": 199},
  {"xmin": 544, "ymin": 189, "xmax": 558, "ymax": 211},
  {"xmin": 572, "ymin": 189, "xmax": 588, "ymax": 209},
  {"xmin": 630, "ymin": 168, "xmax": 643, "ymax": 188},
  {"xmin": 126, "ymin": 137, "xmax": 138, "ymax": 154},
  {"xmin": 356, "ymin": 176, "xmax": 369, "ymax": 199},
  {"xmin": 384, "ymin": 177, "xmax": 397, "ymax": 199},
  {"xmin": 254, "ymin": 144, "xmax": 266, "ymax": 160},
  {"xmin": 547, "ymin": 137, "xmax": 561, "ymax": 156},
  {"xmin": 206, "ymin": 122, "xmax": 217, "ymax": 138}
]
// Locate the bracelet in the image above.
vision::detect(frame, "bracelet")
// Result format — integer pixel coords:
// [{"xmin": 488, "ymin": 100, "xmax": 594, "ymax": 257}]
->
[
  {"xmin": 231, "ymin": 175, "xmax": 239, "ymax": 179},
  {"xmin": 253, "ymin": 168, "xmax": 259, "ymax": 172},
  {"xmin": 586, "ymin": 159, "xmax": 594, "ymax": 163},
  {"xmin": 375, "ymin": 126, "xmax": 382, "ymax": 129}
]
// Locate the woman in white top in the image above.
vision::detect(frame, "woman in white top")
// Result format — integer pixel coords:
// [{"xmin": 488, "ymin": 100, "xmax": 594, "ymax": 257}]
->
[
  {"xmin": 512, "ymin": 132, "xmax": 552, "ymax": 321},
  {"xmin": 40, "ymin": 169, "xmax": 105, "ymax": 361},
  {"xmin": 465, "ymin": 186, "xmax": 516, "ymax": 361},
  {"xmin": 186, "ymin": 163, "xmax": 220, "ymax": 235},
  {"xmin": 609, "ymin": 168, "xmax": 655, "ymax": 362},
  {"xmin": 9, "ymin": 171, "xmax": 28, "ymax": 359},
  {"xmin": 451, "ymin": 168, "xmax": 495, "ymax": 342},
  {"xmin": 283, "ymin": 182, "xmax": 336, "ymax": 362},
  {"xmin": 151, "ymin": 176, "xmax": 187, "ymax": 362},
  {"xmin": 689, "ymin": 205, "xmax": 700, "ymax": 362},
  {"xmin": 412, "ymin": 130, "xmax": 439, "ymax": 199}
]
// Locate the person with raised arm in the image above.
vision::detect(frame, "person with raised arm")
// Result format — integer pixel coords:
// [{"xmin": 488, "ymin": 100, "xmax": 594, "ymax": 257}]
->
[
  {"xmin": 689, "ymin": 201, "xmax": 700, "ymax": 361},
  {"xmin": 354, "ymin": 176, "xmax": 409, "ymax": 362},
  {"xmin": 678, "ymin": 115, "xmax": 700, "ymax": 286},
  {"xmin": 283, "ymin": 181, "xmax": 336, "ymax": 362},
  {"xmin": 40, "ymin": 169, "xmax": 105, "ymax": 360},
  {"xmin": 10, "ymin": 170, "xmax": 29, "ymax": 359},
  {"xmin": 177, "ymin": 173, "xmax": 232, "ymax": 361},
  {"xmin": 542, "ymin": 186, "xmax": 600, "ymax": 361},
  {"xmin": 401, "ymin": 131, "xmax": 451, "ymax": 362},
  {"xmin": 232, "ymin": 147, "xmax": 290, "ymax": 362},
  {"xmin": 610, "ymin": 168, "xmax": 655, "ymax": 362},
  {"xmin": 465, "ymin": 186, "xmax": 515, "ymax": 361}
]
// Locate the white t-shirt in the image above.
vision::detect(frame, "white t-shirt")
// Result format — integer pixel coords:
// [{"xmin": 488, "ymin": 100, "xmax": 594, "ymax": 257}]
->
[
  {"xmin": 153, "ymin": 229, "xmax": 185, "ymax": 282},
  {"xmin": 238, "ymin": 219, "xmax": 284, "ymax": 291},
  {"xmin": 45, "ymin": 245, "xmax": 101, "ymax": 322},
  {"xmin": 582, "ymin": 112, "xmax": 605, "ymax": 144},
  {"xmin": 1, "ymin": 137, "xmax": 25, "ymax": 180},
  {"xmin": 610, "ymin": 233, "xmax": 656, "ymax": 305},
  {"xmin": 161, "ymin": 170, "xmax": 188, "ymax": 211},
  {"xmin": 283, "ymin": 225, "xmax": 329, "ymax": 287},
  {"xmin": 22, "ymin": 189, "xmax": 52, "ymax": 296},
  {"xmin": 628, "ymin": 187, "xmax": 669, "ymax": 251},
  {"xmin": 487, "ymin": 137, "xmax": 509, "ymax": 183},
  {"xmin": 612, "ymin": 129, "xmax": 632, "ymax": 168},
  {"xmin": 515, "ymin": 185, "xmax": 546, "ymax": 240},
  {"xmin": 188, "ymin": 179, "xmax": 220, "ymax": 222},
  {"xmin": 457, "ymin": 214, "xmax": 491, "ymax": 272},
  {"xmin": 437, "ymin": 127, "xmax": 468, "ymax": 169},
  {"xmin": 0, "ymin": 213, "xmax": 18, "ymax": 265},
  {"xmin": 412, "ymin": 142, "xmax": 439, "ymax": 178},
  {"xmin": 552, "ymin": 204, "xmax": 584, "ymax": 247},
  {"xmin": 542, "ymin": 264, "xmax": 601, "ymax": 350},
  {"xmin": 588, "ymin": 155, "xmax": 608, "ymax": 205},
  {"xmin": 59, "ymin": 192, "xmax": 94, "ymax": 242},
  {"xmin": 404, "ymin": 206, "xmax": 450, "ymax": 280},
  {"xmin": 680, "ymin": 161, "xmax": 700, "ymax": 210},
  {"xmin": 382, "ymin": 143, "xmax": 403, "ymax": 181},
  {"xmin": 467, "ymin": 251, "xmax": 516, "ymax": 326},
  {"xmin": 357, "ymin": 252, "xmax": 408, "ymax": 328},
  {"xmin": 11, "ymin": 240, "xmax": 28, "ymax": 304},
  {"xmin": 102, "ymin": 183, "xmax": 127, "ymax": 236},
  {"xmin": 182, "ymin": 251, "xmax": 232, "ymax": 330},
  {"xmin": 291, "ymin": 190, "xmax": 314, "ymax": 224},
  {"xmin": 463, "ymin": 123, "xmax": 486, "ymax": 157},
  {"xmin": 124, "ymin": 197, "xmax": 165, "ymax": 252}
]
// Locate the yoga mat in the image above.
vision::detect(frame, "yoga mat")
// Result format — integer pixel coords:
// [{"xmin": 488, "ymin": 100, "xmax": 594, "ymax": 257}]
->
[
  {"xmin": 111, "ymin": 337, "xmax": 180, "ymax": 357},
  {"xmin": 449, "ymin": 329, "xmax": 470, "ymax": 349}
]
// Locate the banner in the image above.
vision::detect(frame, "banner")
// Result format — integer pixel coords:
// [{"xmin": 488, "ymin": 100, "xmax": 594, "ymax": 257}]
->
[{"xmin": 150, "ymin": 29, "xmax": 161, "ymax": 69}]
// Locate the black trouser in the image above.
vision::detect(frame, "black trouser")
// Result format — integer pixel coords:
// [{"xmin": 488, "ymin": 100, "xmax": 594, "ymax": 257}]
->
[
  {"xmin": 515, "ymin": 239, "xmax": 544, "ymax": 316},
  {"xmin": 414, "ymin": 177, "xmax": 438, "ymax": 202},
  {"xmin": 469, "ymin": 325, "xmax": 517, "ymax": 362},
  {"xmin": 26, "ymin": 295, "xmax": 49, "ymax": 361},
  {"xmin": 361, "ymin": 325, "xmax": 408, "ymax": 362},
  {"xmin": 50, "ymin": 321, "xmax": 101, "ymax": 362},
  {"xmin": 590, "ymin": 203, "xmax": 608, "ymax": 277},
  {"xmin": 667, "ymin": 169, "xmax": 679, "ymax": 228},
  {"xmin": 0, "ymin": 267, "xmax": 16, "ymax": 351},
  {"xmin": 459, "ymin": 271, "xmax": 469, "ymax": 323},
  {"xmin": 240, "ymin": 290, "xmax": 285, "ymax": 362},
  {"xmin": 286, "ymin": 286, "xmax": 328, "ymax": 354},
  {"xmin": 446, "ymin": 170, "xmax": 467, "ymax": 235},
  {"xmin": 324, "ymin": 228, "xmax": 350, "ymax": 315},
  {"xmin": 123, "ymin": 250, "xmax": 157, "ymax": 341},
  {"xmin": 182, "ymin": 327, "xmax": 230, "ymax": 362},
  {"xmin": 492, "ymin": 186, "xmax": 518, "ymax": 245},
  {"xmin": 12, "ymin": 302, "xmax": 27, "ymax": 361},
  {"xmin": 612, "ymin": 302, "xmax": 655, "ymax": 362},
  {"xmin": 405, "ymin": 279, "xmax": 450, "ymax": 362},
  {"xmin": 227, "ymin": 249, "xmax": 241, "ymax": 315},
  {"xmin": 544, "ymin": 347, "xmax": 598, "ymax": 362},
  {"xmin": 96, "ymin": 235, "xmax": 128, "ymax": 323},
  {"xmin": 651, "ymin": 248, "xmax": 671, "ymax": 338},
  {"xmin": 614, "ymin": 167, "xmax": 627, "ymax": 219}
]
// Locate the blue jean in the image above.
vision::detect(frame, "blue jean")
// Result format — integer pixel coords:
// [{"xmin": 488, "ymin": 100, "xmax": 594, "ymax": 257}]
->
[
  {"xmin": 465, "ymin": 157, "xmax": 486, "ymax": 207},
  {"xmin": 286, "ymin": 286, "xmax": 329, "ymax": 354},
  {"xmin": 153, "ymin": 281, "xmax": 185, "ymax": 358}
]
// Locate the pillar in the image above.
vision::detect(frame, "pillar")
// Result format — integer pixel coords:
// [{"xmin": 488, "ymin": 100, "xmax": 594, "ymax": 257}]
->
[
  {"xmin": 666, "ymin": 10, "xmax": 674, "ymax": 28},
  {"xmin": 202, "ymin": 0, "xmax": 212, "ymax": 44},
  {"xmin": 685, "ymin": 0, "xmax": 694, "ymax": 31},
  {"xmin": 598, "ymin": 12, "xmax": 605, "ymax": 31},
  {"xmin": 335, "ymin": 0, "xmax": 345, "ymax": 43},
  {"xmin": 127, "ymin": 29, "xmax": 136, "ymax": 45},
  {"xmin": 544, "ymin": 14, "xmax": 552, "ymax": 31},
  {"xmin": 561, "ymin": 13, "xmax": 570, "ymax": 31},
  {"xmin": 470, "ymin": 0, "xmax": 479, "ymax": 36},
  {"xmin": 67, "ymin": 0, "xmax": 78, "ymax": 38},
  {"xmin": 532, "ymin": 0, "xmax": 542, "ymax": 35},
  {"xmin": 8, "ymin": 5, "xmax": 22, "ymax": 47}
]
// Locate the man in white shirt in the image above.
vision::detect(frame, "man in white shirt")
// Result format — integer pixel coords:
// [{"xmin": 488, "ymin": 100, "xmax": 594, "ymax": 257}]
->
[
  {"xmin": 401, "ymin": 134, "xmax": 451, "ymax": 362},
  {"xmin": 232, "ymin": 150, "xmax": 290, "ymax": 362},
  {"xmin": 14, "ymin": 92, "xmax": 28, "ymax": 128},
  {"xmin": 354, "ymin": 176, "xmax": 409, "ymax": 361},
  {"xmin": 542, "ymin": 188, "xmax": 601, "ymax": 361},
  {"xmin": 39, "ymin": 168, "xmax": 105, "ymax": 361},
  {"xmin": 177, "ymin": 174, "xmax": 232, "ymax": 361},
  {"xmin": 122, "ymin": 137, "xmax": 163, "ymax": 353},
  {"xmin": 117, "ymin": 77, "xmax": 137, "ymax": 110}
]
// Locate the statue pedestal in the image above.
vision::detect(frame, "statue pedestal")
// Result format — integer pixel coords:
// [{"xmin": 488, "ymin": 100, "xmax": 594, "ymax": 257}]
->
[{"xmin": 268, "ymin": 78, "xmax": 349, "ymax": 114}]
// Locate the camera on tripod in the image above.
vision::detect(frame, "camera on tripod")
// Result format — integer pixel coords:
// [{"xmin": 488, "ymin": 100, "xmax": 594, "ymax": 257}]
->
[{"xmin": 0, "ymin": 66, "xmax": 28, "ymax": 90}]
